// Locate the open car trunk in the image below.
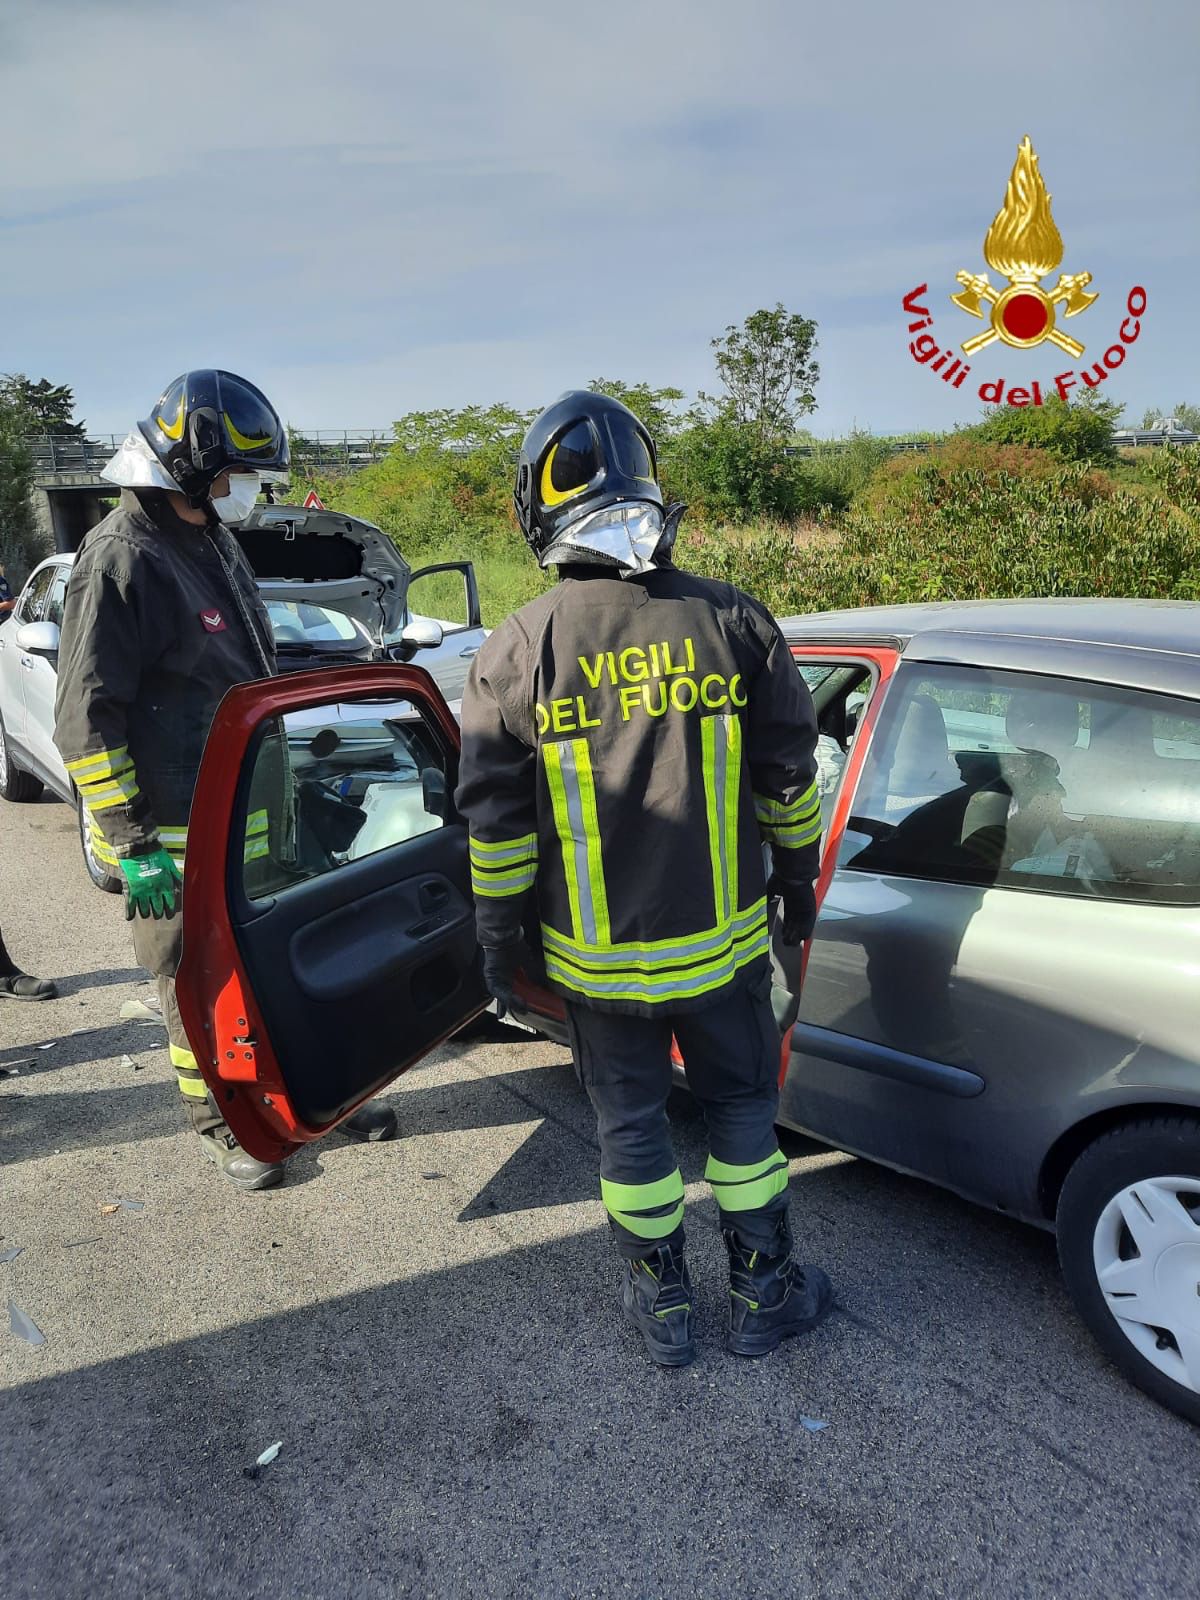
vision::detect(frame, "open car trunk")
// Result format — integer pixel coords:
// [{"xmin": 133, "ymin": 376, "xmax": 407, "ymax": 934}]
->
[{"xmin": 237, "ymin": 506, "xmax": 410, "ymax": 644}]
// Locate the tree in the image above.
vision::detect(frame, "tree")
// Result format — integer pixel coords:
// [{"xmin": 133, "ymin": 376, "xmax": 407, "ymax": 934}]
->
[
  {"xmin": 709, "ymin": 305, "xmax": 819, "ymax": 445},
  {"xmin": 586, "ymin": 379, "xmax": 691, "ymax": 440},
  {"xmin": 0, "ymin": 374, "xmax": 84, "ymax": 436},
  {"xmin": 0, "ymin": 393, "xmax": 41, "ymax": 581},
  {"xmin": 1140, "ymin": 402, "xmax": 1200, "ymax": 434}
]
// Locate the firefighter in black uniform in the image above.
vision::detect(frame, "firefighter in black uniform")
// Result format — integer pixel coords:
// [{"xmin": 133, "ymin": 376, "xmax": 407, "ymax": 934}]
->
[
  {"xmin": 54, "ymin": 370, "xmax": 396, "ymax": 1190},
  {"xmin": 456, "ymin": 392, "xmax": 833, "ymax": 1365}
]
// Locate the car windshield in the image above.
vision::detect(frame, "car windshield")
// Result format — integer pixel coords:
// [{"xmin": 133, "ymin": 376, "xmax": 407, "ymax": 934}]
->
[{"xmin": 265, "ymin": 600, "xmax": 361, "ymax": 647}]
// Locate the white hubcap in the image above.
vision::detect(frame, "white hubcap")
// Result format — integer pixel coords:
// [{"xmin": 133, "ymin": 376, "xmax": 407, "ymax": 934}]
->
[{"xmin": 1094, "ymin": 1176, "xmax": 1200, "ymax": 1392}]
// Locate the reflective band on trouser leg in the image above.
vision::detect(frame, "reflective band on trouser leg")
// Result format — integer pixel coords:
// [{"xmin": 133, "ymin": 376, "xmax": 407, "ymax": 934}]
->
[
  {"xmin": 543, "ymin": 738, "xmax": 610, "ymax": 946},
  {"xmin": 705, "ymin": 1150, "xmax": 790, "ymax": 1213},
  {"xmin": 753, "ymin": 782, "xmax": 821, "ymax": 849},
  {"xmin": 243, "ymin": 807, "xmax": 269, "ymax": 864},
  {"xmin": 702, "ymin": 713, "xmax": 741, "ymax": 927},
  {"xmin": 158, "ymin": 826, "xmax": 188, "ymax": 868},
  {"xmin": 601, "ymin": 1169, "xmax": 686, "ymax": 1241},
  {"xmin": 469, "ymin": 832, "xmax": 538, "ymax": 898},
  {"xmin": 169, "ymin": 1040, "xmax": 208, "ymax": 1101}
]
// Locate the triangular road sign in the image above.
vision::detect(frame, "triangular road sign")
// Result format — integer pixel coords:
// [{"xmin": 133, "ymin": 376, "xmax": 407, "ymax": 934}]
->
[{"xmin": 302, "ymin": 490, "xmax": 326, "ymax": 511}]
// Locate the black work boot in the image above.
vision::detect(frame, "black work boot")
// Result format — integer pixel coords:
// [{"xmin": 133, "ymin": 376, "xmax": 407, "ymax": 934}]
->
[
  {"xmin": 723, "ymin": 1226, "xmax": 833, "ymax": 1357},
  {"xmin": 198, "ymin": 1129, "xmax": 286, "ymax": 1192},
  {"xmin": 620, "ymin": 1244, "xmax": 696, "ymax": 1368},
  {"xmin": 341, "ymin": 1099, "xmax": 398, "ymax": 1142},
  {"xmin": 0, "ymin": 969, "xmax": 57, "ymax": 1001}
]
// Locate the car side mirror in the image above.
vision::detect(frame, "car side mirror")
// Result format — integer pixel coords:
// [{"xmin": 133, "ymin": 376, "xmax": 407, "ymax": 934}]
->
[
  {"xmin": 17, "ymin": 620, "xmax": 60, "ymax": 657},
  {"xmin": 398, "ymin": 618, "xmax": 444, "ymax": 653}
]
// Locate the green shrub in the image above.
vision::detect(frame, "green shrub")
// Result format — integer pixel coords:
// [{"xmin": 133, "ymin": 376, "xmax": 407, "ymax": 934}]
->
[{"xmin": 962, "ymin": 394, "xmax": 1121, "ymax": 464}]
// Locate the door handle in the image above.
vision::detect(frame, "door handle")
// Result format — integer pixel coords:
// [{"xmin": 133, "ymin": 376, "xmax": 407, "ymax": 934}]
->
[
  {"xmin": 418, "ymin": 880, "xmax": 451, "ymax": 912},
  {"xmin": 459, "ymin": 645, "xmax": 480, "ymax": 658},
  {"xmin": 19, "ymin": 656, "xmax": 34, "ymax": 671}
]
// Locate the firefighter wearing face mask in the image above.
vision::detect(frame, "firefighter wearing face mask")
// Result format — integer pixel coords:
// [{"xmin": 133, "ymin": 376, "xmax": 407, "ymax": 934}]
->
[
  {"xmin": 456, "ymin": 392, "xmax": 833, "ymax": 1366},
  {"xmin": 54, "ymin": 370, "xmax": 396, "ymax": 1189}
]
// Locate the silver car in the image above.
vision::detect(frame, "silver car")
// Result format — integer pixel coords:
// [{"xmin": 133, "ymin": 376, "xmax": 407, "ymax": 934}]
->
[
  {"xmin": 141, "ymin": 596, "xmax": 1200, "ymax": 1423},
  {"xmin": 0, "ymin": 507, "xmax": 485, "ymax": 891}
]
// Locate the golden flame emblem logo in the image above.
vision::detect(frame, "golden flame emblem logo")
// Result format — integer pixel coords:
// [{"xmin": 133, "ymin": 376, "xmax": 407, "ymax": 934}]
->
[{"xmin": 951, "ymin": 137, "xmax": 1097, "ymax": 358}]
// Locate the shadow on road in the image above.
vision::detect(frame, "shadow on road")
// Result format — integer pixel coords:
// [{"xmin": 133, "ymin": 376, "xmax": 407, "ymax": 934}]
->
[
  {"xmin": 1, "ymin": 1167, "xmax": 1196, "ymax": 1600},
  {"xmin": 0, "ymin": 1022, "xmax": 162, "ymax": 1077},
  {"xmin": 51, "ymin": 968, "xmax": 146, "ymax": 998}
]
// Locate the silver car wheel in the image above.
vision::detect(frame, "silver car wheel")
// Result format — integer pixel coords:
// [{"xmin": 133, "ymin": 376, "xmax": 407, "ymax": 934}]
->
[{"xmin": 1093, "ymin": 1176, "xmax": 1200, "ymax": 1394}]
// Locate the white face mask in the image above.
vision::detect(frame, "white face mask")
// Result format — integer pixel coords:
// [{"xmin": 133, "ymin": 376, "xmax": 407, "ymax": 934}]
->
[{"xmin": 210, "ymin": 471, "xmax": 261, "ymax": 525}]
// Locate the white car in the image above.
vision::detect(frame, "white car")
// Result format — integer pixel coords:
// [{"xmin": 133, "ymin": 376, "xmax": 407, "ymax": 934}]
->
[{"xmin": 0, "ymin": 507, "xmax": 484, "ymax": 890}]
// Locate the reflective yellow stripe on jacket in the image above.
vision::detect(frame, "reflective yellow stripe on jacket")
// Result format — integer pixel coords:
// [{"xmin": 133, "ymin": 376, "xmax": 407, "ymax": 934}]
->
[
  {"xmin": 66, "ymin": 746, "xmax": 140, "ymax": 812},
  {"xmin": 540, "ymin": 716, "xmax": 767, "ymax": 1005},
  {"xmin": 753, "ymin": 781, "xmax": 821, "ymax": 849},
  {"xmin": 469, "ymin": 832, "xmax": 538, "ymax": 898}
]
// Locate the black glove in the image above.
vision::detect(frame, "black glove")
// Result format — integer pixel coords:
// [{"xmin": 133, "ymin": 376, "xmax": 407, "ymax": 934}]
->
[
  {"xmin": 481, "ymin": 941, "xmax": 522, "ymax": 1015},
  {"xmin": 767, "ymin": 876, "xmax": 817, "ymax": 947}
]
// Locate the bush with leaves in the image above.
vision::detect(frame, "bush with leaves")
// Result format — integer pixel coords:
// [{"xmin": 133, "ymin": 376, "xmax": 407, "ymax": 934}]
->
[{"xmin": 963, "ymin": 393, "xmax": 1121, "ymax": 464}]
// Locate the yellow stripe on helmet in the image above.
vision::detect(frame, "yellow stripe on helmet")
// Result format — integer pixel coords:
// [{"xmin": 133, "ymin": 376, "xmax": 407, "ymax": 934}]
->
[
  {"xmin": 156, "ymin": 391, "xmax": 185, "ymax": 441},
  {"xmin": 539, "ymin": 442, "xmax": 590, "ymax": 510},
  {"xmin": 223, "ymin": 412, "xmax": 272, "ymax": 452}
]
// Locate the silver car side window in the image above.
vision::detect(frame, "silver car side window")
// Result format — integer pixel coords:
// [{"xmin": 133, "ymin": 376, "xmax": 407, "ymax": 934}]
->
[{"xmin": 840, "ymin": 664, "xmax": 1200, "ymax": 906}]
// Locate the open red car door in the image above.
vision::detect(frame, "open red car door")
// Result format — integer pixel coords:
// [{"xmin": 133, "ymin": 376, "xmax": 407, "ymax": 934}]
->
[{"xmin": 175, "ymin": 662, "xmax": 533, "ymax": 1162}]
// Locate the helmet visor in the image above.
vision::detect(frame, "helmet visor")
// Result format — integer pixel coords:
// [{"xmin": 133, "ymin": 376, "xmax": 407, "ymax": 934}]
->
[
  {"xmin": 216, "ymin": 373, "xmax": 289, "ymax": 470},
  {"xmin": 604, "ymin": 413, "xmax": 656, "ymax": 484}
]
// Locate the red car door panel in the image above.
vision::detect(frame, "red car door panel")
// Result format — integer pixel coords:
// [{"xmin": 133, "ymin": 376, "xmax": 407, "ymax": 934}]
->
[{"xmin": 176, "ymin": 663, "xmax": 550, "ymax": 1161}]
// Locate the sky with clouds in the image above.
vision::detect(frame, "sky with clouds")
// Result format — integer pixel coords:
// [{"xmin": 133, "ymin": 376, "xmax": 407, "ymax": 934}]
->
[{"xmin": 3, "ymin": 0, "xmax": 1197, "ymax": 438}]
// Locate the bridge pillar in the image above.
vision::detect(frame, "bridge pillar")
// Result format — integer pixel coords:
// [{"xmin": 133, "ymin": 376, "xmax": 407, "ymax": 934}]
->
[{"xmin": 30, "ymin": 475, "xmax": 117, "ymax": 555}]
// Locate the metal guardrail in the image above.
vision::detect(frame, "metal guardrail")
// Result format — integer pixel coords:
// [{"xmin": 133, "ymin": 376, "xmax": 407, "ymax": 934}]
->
[{"xmin": 23, "ymin": 427, "xmax": 1198, "ymax": 479}]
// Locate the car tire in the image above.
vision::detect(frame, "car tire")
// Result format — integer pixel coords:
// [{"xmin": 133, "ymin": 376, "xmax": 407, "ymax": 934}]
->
[
  {"xmin": 1057, "ymin": 1115, "xmax": 1200, "ymax": 1425},
  {"xmin": 77, "ymin": 795, "xmax": 123, "ymax": 894},
  {"xmin": 0, "ymin": 710, "xmax": 43, "ymax": 802}
]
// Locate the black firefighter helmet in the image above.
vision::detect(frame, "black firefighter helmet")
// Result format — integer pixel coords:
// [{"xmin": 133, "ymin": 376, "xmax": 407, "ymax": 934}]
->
[
  {"xmin": 138, "ymin": 369, "xmax": 289, "ymax": 505},
  {"xmin": 514, "ymin": 391, "xmax": 661, "ymax": 559}
]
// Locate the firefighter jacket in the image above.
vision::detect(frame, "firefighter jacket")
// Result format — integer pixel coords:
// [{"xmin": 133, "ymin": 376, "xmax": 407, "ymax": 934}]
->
[
  {"xmin": 54, "ymin": 490, "xmax": 275, "ymax": 871},
  {"xmin": 455, "ymin": 562, "xmax": 820, "ymax": 1017}
]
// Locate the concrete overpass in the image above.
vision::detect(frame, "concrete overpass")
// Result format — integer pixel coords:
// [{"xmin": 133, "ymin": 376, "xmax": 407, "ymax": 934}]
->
[{"xmin": 25, "ymin": 431, "xmax": 397, "ymax": 553}]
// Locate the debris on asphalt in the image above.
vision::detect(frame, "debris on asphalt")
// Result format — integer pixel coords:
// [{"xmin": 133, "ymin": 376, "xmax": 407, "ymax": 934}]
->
[
  {"xmin": 8, "ymin": 1302, "xmax": 45, "ymax": 1345},
  {"xmin": 0, "ymin": 1063, "xmax": 28, "ymax": 1078},
  {"xmin": 117, "ymin": 1197, "xmax": 144, "ymax": 1212},
  {"xmin": 421, "ymin": 1171, "xmax": 443, "ymax": 1180},
  {"xmin": 0, "ymin": 1246, "xmax": 23, "ymax": 1264},
  {"xmin": 120, "ymin": 996, "xmax": 164, "ymax": 1025},
  {"xmin": 35, "ymin": 1041, "xmax": 57, "ymax": 1052},
  {"xmin": 100, "ymin": 1204, "xmax": 121, "ymax": 1217},
  {"xmin": 119, "ymin": 1054, "xmax": 137, "ymax": 1071},
  {"xmin": 64, "ymin": 1237, "xmax": 101, "ymax": 1249},
  {"xmin": 799, "ymin": 1416, "xmax": 829, "ymax": 1434},
  {"xmin": 243, "ymin": 1441, "xmax": 282, "ymax": 1480}
]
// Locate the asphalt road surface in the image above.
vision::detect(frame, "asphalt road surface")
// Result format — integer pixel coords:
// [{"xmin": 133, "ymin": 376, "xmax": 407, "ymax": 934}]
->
[{"xmin": 2, "ymin": 789, "xmax": 1197, "ymax": 1600}]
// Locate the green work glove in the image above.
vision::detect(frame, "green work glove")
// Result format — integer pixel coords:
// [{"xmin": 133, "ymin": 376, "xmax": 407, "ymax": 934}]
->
[{"xmin": 120, "ymin": 849, "xmax": 183, "ymax": 921}]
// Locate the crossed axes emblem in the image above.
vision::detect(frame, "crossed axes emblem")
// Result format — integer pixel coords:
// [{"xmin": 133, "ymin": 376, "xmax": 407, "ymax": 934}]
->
[{"xmin": 951, "ymin": 270, "xmax": 1098, "ymax": 358}]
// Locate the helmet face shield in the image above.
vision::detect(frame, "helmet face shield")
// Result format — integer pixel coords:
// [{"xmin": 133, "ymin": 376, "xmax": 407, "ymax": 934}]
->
[{"xmin": 219, "ymin": 373, "xmax": 287, "ymax": 465}]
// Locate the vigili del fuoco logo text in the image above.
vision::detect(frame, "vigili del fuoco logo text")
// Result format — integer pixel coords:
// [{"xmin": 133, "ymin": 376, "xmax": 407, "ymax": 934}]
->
[{"xmin": 902, "ymin": 136, "xmax": 1146, "ymax": 407}]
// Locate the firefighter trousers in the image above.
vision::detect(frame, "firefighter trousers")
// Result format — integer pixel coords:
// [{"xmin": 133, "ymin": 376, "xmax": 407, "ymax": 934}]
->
[
  {"xmin": 564, "ymin": 966, "xmax": 791, "ymax": 1260},
  {"xmin": 132, "ymin": 909, "xmax": 226, "ymax": 1139}
]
